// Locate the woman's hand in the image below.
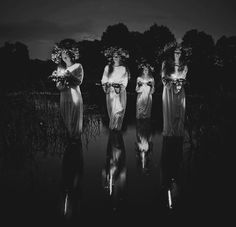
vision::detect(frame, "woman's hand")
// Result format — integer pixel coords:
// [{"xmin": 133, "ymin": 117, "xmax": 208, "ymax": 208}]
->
[
  {"xmin": 102, "ymin": 83, "xmax": 110, "ymax": 94},
  {"xmin": 63, "ymin": 70, "xmax": 71, "ymax": 77},
  {"xmin": 56, "ymin": 81, "xmax": 66, "ymax": 91},
  {"xmin": 113, "ymin": 83, "xmax": 121, "ymax": 94}
]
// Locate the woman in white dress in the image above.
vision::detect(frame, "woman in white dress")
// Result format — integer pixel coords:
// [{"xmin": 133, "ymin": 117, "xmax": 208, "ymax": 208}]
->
[
  {"xmin": 161, "ymin": 43, "xmax": 188, "ymax": 138},
  {"xmin": 101, "ymin": 47, "xmax": 130, "ymax": 131},
  {"xmin": 136, "ymin": 62, "xmax": 155, "ymax": 119},
  {"xmin": 51, "ymin": 39, "xmax": 84, "ymax": 139}
]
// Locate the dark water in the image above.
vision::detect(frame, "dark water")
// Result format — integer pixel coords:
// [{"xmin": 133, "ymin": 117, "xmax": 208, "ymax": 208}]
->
[{"xmin": 0, "ymin": 92, "xmax": 234, "ymax": 226}]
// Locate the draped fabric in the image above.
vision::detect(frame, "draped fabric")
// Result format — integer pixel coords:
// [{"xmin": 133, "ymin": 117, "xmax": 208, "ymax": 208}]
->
[
  {"xmin": 101, "ymin": 65, "xmax": 128, "ymax": 130},
  {"xmin": 162, "ymin": 64, "xmax": 187, "ymax": 137},
  {"xmin": 136, "ymin": 77, "xmax": 155, "ymax": 119},
  {"xmin": 57, "ymin": 63, "xmax": 84, "ymax": 138}
]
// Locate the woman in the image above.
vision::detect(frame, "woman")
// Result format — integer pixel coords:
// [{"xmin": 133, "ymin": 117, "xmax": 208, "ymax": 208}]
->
[
  {"xmin": 136, "ymin": 62, "xmax": 155, "ymax": 119},
  {"xmin": 50, "ymin": 39, "xmax": 84, "ymax": 139},
  {"xmin": 161, "ymin": 43, "xmax": 188, "ymax": 138},
  {"xmin": 101, "ymin": 47, "xmax": 129, "ymax": 131}
]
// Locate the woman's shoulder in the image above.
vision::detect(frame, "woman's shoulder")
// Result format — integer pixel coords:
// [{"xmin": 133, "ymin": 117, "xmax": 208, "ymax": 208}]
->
[
  {"xmin": 117, "ymin": 65, "xmax": 127, "ymax": 71},
  {"xmin": 74, "ymin": 63, "xmax": 83, "ymax": 68},
  {"xmin": 104, "ymin": 65, "xmax": 109, "ymax": 71},
  {"xmin": 149, "ymin": 76, "xmax": 154, "ymax": 81},
  {"xmin": 68, "ymin": 63, "xmax": 82, "ymax": 69}
]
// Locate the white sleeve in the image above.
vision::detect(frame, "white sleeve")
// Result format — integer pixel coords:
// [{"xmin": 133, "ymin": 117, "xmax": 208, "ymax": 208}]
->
[
  {"xmin": 101, "ymin": 65, "xmax": 109, "ymax": 84},
  {"xmin": 121, "ymin": 68, "xmax": 128, "ymax": 87},
  {"xmin": 161, "ymin": 62, "xmax": 165, "ymax": 78},
  {"xmin": 180, "ymin": 65, "xmax": 188, "ymax": 79}
]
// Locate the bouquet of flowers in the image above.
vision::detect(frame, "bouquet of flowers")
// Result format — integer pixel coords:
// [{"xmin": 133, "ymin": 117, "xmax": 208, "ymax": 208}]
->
[
  {"xmin": 112, "ymin": 83, "xmax": 122, "ymax": 94},
  {"xmin": 102, "ymin": 82, "xmax": 122, "ymax": 94},
  {"xmin": 49, "ymin": 68, "xmax": 71, "ymax": 88},
  {"xmin": 162, "ymin": 77, "xmax": 186, "ymax": 94},
  {"xmin": 172, "ymin": 78, "xmax": 186, "ymax": 94}
]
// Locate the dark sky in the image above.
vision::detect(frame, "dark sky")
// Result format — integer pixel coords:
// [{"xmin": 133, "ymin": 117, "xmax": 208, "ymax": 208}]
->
[{"xmin": 0, "ymin": 0, "xmax": 235, "ymax": 60}]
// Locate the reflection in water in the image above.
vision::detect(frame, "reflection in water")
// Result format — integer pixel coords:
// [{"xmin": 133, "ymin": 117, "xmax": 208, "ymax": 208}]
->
[
  {"xmin": 135, "ymin": 118, "xmax": 153, "ymax": 174},
  {"xmin": 160, "ymin": 136, "xmax": 184, "ymax": 210},
  {"xmin": 102, "ymin": 130, "xmax": 126, "ymax": 210},
  {"xmin": 82, "ymin": 112, "xmax": 101, "ymax": 150},
  {"xmin": 0, "ymin": 95, "xmax": 102, "ymax": 160},
  {"xmin": 0, "ymin": 93, "xmax": 228, "ymax": 223},
  {"xmin": 61, "ymin": 137, "xmax": 84, "ymax": 221}
]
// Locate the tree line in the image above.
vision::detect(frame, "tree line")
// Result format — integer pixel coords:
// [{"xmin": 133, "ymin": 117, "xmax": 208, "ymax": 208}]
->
[{"xmin": 0, "ymin": 22, "xmax": 235, "ymax": 96}]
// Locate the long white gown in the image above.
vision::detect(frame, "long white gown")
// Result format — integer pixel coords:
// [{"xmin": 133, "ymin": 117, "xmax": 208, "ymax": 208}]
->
[
  {"xmin": 56, "ymin": 63, "xmax": 84, "ymax": 138},
  {"xmin": 162, "ymin": 63, "xmax": 188, "ymax": 137},
  {"xmin": 136, "ymin": 76, "xmax": 155, "ymax": 119},
  {"xmin": 101, "ymin": 65, "xmax": 128, "ymax": 130}
]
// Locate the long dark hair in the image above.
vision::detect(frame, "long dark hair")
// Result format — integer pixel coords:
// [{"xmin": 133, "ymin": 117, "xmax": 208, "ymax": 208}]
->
[
  {"xmin": 140, "ymin": 66, "xmax": 154, "ymax": 79},
  {"xmin": 162, "ymin": 47, "xmax": 187, "ymax": 76},
  {"xmin": 107, "ymin": 59, "xmax": 129, "ymax": 77},
  {"xmin": 59, "ymin": 51, "xmax": 77, "ymax": 69}
]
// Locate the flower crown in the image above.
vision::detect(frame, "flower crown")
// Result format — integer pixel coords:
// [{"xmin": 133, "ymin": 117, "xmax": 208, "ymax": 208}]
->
[
  {"xmin": 162, "ymin": 41, "xmax": 192, "ymax": 57},
  {"xmin": 51, "ymin": 40, "xmax": 80, "ymax": 64},
  {"xmin": 102, "ymin": 46, "xmax": 129, "ymax": 62},
  {"xmin": 137, "ymin": 58, "xmax": 154, "ymax": 72},
  {"xmin": 138, "ymin": 62, "xmax": 154, "ymax": 72}
]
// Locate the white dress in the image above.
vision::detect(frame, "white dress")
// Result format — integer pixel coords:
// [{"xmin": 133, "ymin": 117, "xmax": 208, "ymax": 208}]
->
[
  {"xmin": 56, "ymin": 63, "xmax": 84, "ymax": 138},
  {"xmin": 162, "ymin": 63, "xmax": 188, "ymax": 137},
  {"xmin": 136, "ymin": 76, "xmax": 155, "ymax": 119},
  {"xmin": 101, "ymin": 65, "xmax": 128, "ymax": 130}
]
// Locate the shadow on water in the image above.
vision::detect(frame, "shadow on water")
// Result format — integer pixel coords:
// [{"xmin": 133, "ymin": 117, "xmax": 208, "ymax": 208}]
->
[
  {"xmin": 60, "ymin": 137, "xmax": 84, "ymax": 225},
  {"xmin": 0, "ymin": 91, "xmax": 234, "ymax": 225},
  {"xmin": 101, "ymin": 130, "xmax": 126, "ymax": 213}
]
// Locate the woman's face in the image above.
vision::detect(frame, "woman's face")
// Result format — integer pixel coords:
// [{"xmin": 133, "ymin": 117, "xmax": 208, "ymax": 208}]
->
[
  {"xmin": 143, "ymin": 67, "xmax": 149, "ymax": 75},
  {"xmin": 174, "ymin": 48, "xmax": 181, "ymax": 61},
  {"xmin": 113, "ymin": 54, "xmax": 121, "ymax": 65},
  {"xmin": 61, "ymin": 51, "xmax": 72, "ymax": 65}
]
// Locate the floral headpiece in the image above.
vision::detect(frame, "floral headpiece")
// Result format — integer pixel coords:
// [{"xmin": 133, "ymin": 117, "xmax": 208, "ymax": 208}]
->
[
  {"xmin": 136, "ymin": 58, "xmax": 154, "ymax": 72},
  {"xmin": 162, "ymin": 41, "xmax": 192, "ymax": 57},
  {"xmin": 102, "ymin": 46, "xmax": 129, "ymax": 62},
  {"xmin": 51, "ymin": 39, "xmax": 80, "ymax": 64},
  {"xmin": 138, "ymin": 62, "xmax": 154, "ymax": 72},
  {"xmin": 163, "ymin": 41, "xmax": 180, "ymax": 53},
  {"xmin": 155, "ymin": 41, "xmax": 192, "ymax": 63}
]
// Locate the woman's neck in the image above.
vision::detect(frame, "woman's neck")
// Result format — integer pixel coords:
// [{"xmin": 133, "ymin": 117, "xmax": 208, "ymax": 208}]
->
[
  {"xmin": 174, "ymin": 58, "xmax": 180, "ymax": 66},
  {"xmin": 142, "ymin": 74, "xmax": 150, "ymax": 79},
  {"xmin": 66, "ymin": 62, "xmax": 73, "ymax": 68}
]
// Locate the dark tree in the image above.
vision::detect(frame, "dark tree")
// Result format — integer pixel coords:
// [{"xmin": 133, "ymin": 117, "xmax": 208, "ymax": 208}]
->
[
  {"xmin": 215, "ymin": 36, "xmax": 236, "ymax": 92},
  {"xmin": 182, "ymin": 29, "xmax": 216, "ymax": 94},
  {"xmin": 101, "ymin": 23, "xmax": 131, "ymax": 49}
]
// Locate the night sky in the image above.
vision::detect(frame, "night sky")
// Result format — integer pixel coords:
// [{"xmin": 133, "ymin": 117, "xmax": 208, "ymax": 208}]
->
[{"xmin": 0, "ymin": 0, "xmax": 235, "ymax": 60}]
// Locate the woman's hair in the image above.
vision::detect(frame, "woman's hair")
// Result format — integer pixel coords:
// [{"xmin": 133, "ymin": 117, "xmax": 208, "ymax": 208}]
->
[
  {"xmin": 162, "ymin": 47, "xmax": 187, "ymax": 76},
  {"xmin": 102, "ymin": 46, "xmax": 130, "ymax": 76},
  {"xmin": 137, "ymin": 61, "xmax": 154, "ymax": 78},
  {"xmin": 143, "ymin": 67, "xmax": 154, "ymax": 78},
  {"xmin": 51, "ymin": 39, "xmax": 80, "ymax": 64},
  {"xmin": 107, "ymin": 56, "xmax": 126, "ymax": 75},
  {"xmin": 140, "ymin": 66, "xmax": 154, "ymax": 78},
  {"xmin": 161, "ymin": 41, "xmax": 190, "ymax": 76}
]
